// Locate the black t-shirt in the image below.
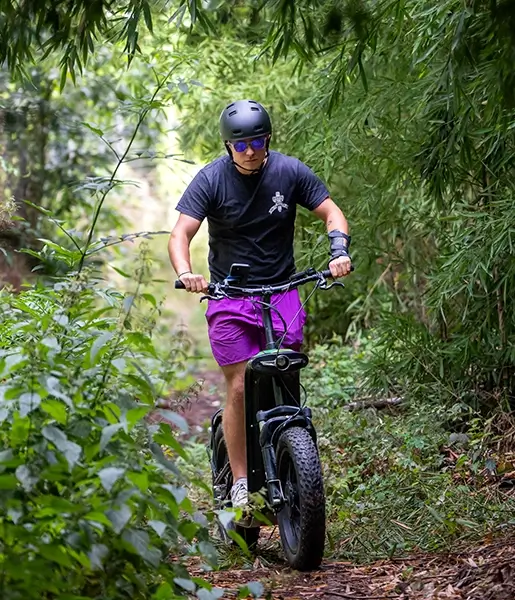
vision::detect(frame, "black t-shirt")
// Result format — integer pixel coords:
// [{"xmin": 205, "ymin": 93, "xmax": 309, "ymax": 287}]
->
[{"xmin": 176, "ymin": 151, "xmax": 329, "ymax": 284}]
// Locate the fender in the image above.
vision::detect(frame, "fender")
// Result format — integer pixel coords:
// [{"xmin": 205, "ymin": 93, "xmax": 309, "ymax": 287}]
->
[{"xmin": 256, "ymin": 406, "xmax": 317, "ymax": 447}]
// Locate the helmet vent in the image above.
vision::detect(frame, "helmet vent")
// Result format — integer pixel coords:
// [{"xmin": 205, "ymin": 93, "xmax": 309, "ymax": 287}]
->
[
  {"xmin": 250, "ymin": 106, "xmax": 259, "ymax": 111},
  {"xmin": 228, "ymin": 110, "xmax": 237, "ymax": 117}
]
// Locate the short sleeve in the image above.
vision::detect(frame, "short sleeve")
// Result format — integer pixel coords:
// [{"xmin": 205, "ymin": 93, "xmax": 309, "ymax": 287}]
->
[
  {"xmin": 176, "ymin": 170, "xmax": 211, "ymax": 221},
  {"xmin": 295, "ymin": 160, "xmax": 330, "ymax": 210}
]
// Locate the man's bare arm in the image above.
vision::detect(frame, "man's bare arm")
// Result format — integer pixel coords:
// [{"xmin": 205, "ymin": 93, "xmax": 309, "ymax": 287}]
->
[
  {"xmin": 312, "ymin": 197, "xmax": 349, "ymax": 234},
  {"xmin": 168, "ymin": 213, "xmax": 208, "ymax": 293}
]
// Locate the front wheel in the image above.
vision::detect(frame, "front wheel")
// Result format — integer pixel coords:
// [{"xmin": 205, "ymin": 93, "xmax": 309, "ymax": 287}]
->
[{"xmin": 276, "ymin": 427, "xmax": 326, "ymax": 570}]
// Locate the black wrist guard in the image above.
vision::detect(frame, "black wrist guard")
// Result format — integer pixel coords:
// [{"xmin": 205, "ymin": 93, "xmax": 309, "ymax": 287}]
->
[{"xmin": 328, "ymin": 230, "xmax": 351, "ymax": 260}]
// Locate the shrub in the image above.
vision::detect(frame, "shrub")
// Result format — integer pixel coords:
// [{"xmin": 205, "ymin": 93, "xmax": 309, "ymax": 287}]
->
[
  {"xmin": 0, "ymin": 256, "xmax": 217, "ymax": 599},
  {"xmin": 303, "ymin": 338, "xmax": 515, "ymax": 562}
]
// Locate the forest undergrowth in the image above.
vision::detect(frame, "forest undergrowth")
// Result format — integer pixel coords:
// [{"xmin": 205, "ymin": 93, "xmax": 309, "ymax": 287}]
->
[{"xmin": 304, "ymin": 338, "xmax": 515, "ymax": 561}]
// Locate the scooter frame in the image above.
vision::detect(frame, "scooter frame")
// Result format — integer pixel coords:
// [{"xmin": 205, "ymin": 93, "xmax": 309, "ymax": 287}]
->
[{"xmin": 204, "ymin": 266, "xmax": 342, "ymax": 519}]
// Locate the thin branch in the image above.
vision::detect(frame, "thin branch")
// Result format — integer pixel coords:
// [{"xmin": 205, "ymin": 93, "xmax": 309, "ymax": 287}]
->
[
  {"xmin": 92, "ymin": 278, "xmax": 141, "ymax": 407},
  {"xmin": 77, "ymin": 63, "xmax": 179, "ymax": 273},
  {"xmin": 99, "ymin": 135, "xmax": 120, "ymax": 161},
  {"xmin": 85, "ymin": 230, "xmax": 170, "ymax": 256},
  {"xmin": 343, "ymin": 397, "xmax": 403, "ymax": 411},
  {"xmin": 22, "ymin": 201, "xmax": 82, "ymax": 252}
]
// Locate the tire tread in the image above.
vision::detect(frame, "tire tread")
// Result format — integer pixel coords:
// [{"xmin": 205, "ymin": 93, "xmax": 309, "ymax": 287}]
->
[{"xmin": 277, "ymin": 426, "xmax": 325, "ymax": 570}]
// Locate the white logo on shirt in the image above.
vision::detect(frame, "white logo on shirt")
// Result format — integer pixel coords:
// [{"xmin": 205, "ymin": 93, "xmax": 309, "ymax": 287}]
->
[{"xmin": 269, "ymin": 191, "xmax": 288, "ymax": 214}]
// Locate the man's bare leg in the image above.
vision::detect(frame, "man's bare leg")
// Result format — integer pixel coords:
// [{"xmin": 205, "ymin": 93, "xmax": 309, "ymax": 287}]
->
[{"xmin": 221, "ymin": 360, "xmax": 247, "ymax": 482}]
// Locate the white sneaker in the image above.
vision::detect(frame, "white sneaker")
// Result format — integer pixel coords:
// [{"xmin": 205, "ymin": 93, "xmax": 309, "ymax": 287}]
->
[{"xmin": 230, "ymin": 477, "xmax": 248, "ymax": 508}]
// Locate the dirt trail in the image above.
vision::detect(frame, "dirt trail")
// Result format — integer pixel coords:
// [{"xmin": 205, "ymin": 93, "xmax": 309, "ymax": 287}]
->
[
  {"xmin": 190, "ymin": 538, "xmax": 515, "ymax": 599},
  {"xmin": 154, "ymin": 369, "xmax": 225, "ymax": 435},
  {"xmin": 155, "ymin": 373, "xmax": 515, "ymax": 599}
]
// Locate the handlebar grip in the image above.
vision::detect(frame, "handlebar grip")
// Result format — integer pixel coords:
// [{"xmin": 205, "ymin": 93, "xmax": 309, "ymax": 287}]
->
[
  {"xmin": 323, "ymin": 265, "xmax": 355, "ymax": 278},
  {"xmin": 174, "ymin": 281, "xmax": 216, "ymax": 295}
]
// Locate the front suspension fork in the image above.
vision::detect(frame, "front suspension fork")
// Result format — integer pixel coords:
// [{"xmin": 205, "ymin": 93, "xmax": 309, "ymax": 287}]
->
[{"xmin": 256, "ymin": 406, "xmax": 314, "ymax": 509}]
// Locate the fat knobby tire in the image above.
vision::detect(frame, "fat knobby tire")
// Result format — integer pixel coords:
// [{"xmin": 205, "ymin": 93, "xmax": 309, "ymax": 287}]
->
[{"xmin": 277, "ymin": 426, "xmax": 326, "ymax": 570}]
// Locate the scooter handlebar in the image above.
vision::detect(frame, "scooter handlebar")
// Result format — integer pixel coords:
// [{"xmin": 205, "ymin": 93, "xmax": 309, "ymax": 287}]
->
[{"xmin": 174, "ymin": 265, "xmax": 353, "ymax": 293}]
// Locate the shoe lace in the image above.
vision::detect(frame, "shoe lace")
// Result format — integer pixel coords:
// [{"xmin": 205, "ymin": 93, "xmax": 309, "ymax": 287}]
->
[{"xmin": 232, "ymin": 479, "xmax": 247, "ymax": 499}]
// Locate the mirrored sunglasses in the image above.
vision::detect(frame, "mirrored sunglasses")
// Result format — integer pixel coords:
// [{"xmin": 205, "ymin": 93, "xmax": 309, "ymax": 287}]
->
[{"xmin": 231, "ymin": 137, "xmax": 267, "ymax": 153}]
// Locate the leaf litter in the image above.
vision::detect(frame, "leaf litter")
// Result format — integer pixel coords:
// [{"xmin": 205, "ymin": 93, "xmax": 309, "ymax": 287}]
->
[{"xmin": 186, "ymin": 535, "xmax": 515, "ymax": 599}]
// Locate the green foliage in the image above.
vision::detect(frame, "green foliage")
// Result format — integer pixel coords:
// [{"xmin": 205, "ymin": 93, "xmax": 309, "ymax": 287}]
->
[
  {"xmin": 0, "ymin": 246, "xmax": 220, "ymax": 597},
  {"xmin": 0, "ymin": 0, "xmax": 162, "ymax": 82},
  {"xmin": 303, "ymin": 342, "xmax": 515, "ymax": 562},
  {"xmin": 302, "ymin": 334, "xmax": 375, "ymax": 406},
  {"xmin": 320, "ymin": 407, "xmax": 515, "ymax": 561},
  {"xmin": 0, "ymin": 56, "xmax": 219, "ymax": 589}
]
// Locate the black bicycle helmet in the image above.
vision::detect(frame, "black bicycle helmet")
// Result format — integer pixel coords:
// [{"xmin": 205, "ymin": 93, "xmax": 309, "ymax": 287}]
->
[{"xmin": 219, "ymin": 99, "xmax": 272, "ymax": 141}]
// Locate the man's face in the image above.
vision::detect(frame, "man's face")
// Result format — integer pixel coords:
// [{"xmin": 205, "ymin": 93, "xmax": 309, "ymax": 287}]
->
[{"xmin": 228, "ymin": 135, "xmax": 269, "ymax": 173}]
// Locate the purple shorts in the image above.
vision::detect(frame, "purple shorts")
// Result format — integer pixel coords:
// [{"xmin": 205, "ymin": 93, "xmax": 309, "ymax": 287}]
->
[{"xmin": 205, "ymin": 289, "xmax": 307, "ymax": 366}]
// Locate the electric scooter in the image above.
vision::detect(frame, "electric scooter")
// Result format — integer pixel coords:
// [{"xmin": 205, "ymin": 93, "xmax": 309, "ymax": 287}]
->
[{"xmin": 176, "ymin": 264, "xmax": 346, "ymax": 570}]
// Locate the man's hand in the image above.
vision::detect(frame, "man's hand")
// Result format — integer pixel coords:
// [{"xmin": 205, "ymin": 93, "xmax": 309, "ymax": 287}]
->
[
  {"xmin": 179, "ymin": 272, "xmax": 209, "ymax": 293},
  {"xmin": 329, "ymin": 255, "xmax": 352, "ymax": 278}
]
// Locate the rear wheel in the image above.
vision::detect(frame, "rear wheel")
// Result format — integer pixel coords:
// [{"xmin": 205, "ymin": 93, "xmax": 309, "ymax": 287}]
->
[
  {"xmin": 212, "ymin": 423, "xmax": 260, "ymax": 549},
  {"xmin": 277, "ymin": 427, "xmax": 325, "ymax": 570}
]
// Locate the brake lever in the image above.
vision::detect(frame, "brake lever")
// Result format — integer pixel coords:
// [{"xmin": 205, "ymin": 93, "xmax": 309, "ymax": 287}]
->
[
  {"xmin": 200, "ymin": 283, "xmax": 229, "ymax": 302},
  {"xmin": 319, "ymin": 278, "xmax": 346, "ymax": 291}
]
